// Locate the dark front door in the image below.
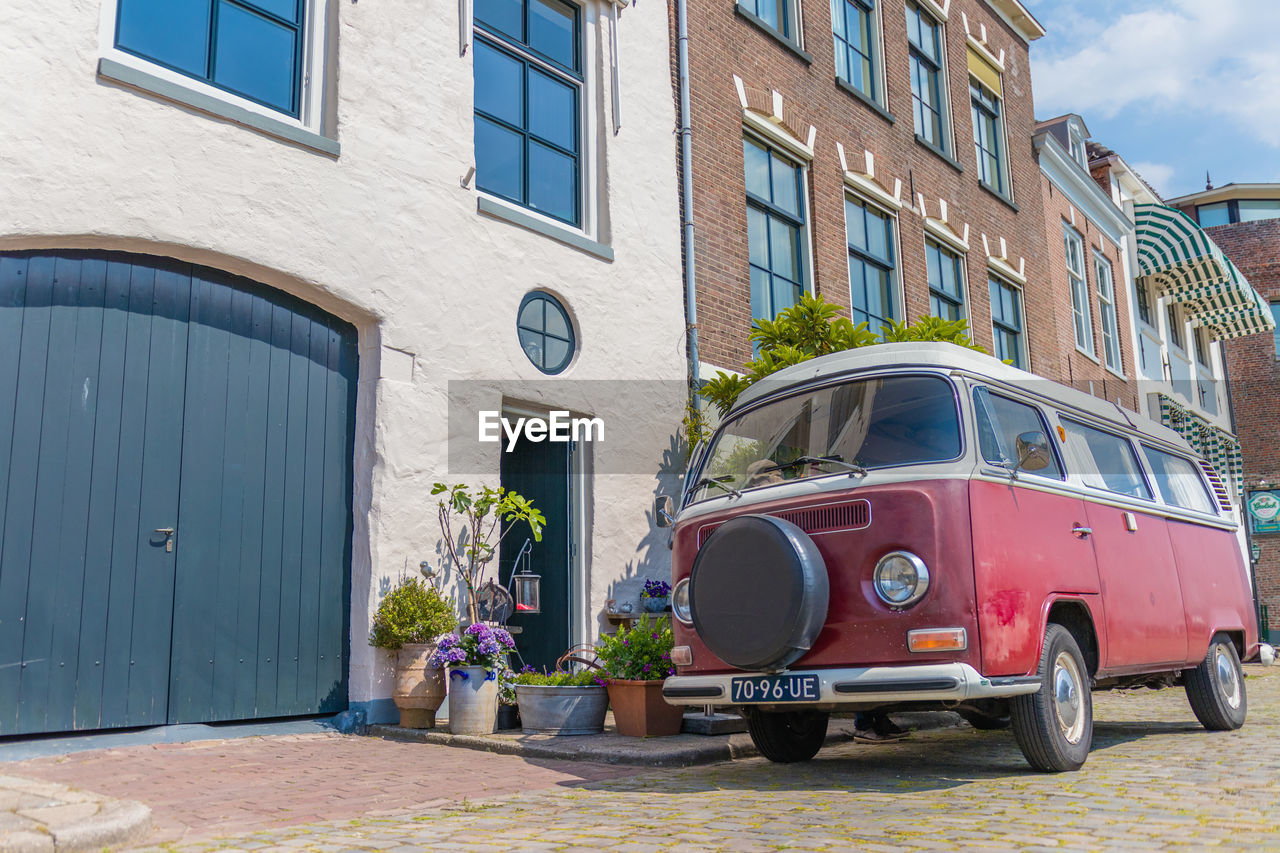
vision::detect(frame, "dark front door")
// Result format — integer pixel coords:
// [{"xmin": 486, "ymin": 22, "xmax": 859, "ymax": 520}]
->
[
  {"xmin": 0, "ymin": 251, "xmax": 356, "ymax": 736},
  {"xmin": 500, "ymin": 429, "xmax": 571, "ymax": 673}
]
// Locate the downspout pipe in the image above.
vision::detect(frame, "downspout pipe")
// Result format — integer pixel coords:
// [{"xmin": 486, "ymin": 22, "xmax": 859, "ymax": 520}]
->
[{"xmin": 676, "ymin": 0, "xmax": 699, "ymax": 391}]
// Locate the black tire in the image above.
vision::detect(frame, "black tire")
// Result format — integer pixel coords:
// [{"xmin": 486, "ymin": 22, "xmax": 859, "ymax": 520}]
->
[
  {"xmin": 1010, "ymin": 624, "xmax": 1093, "ymax": 772},
  {"xmin": 957, "ymin": 701, "xmax": 1011, "ymax": 730},
  {"xmin": 745, "ymin": 709, "xmax": 828, "ymax": 763},
  {"xmin": 1184, "ymin": 634, "xmax": 1247, "ymax": 731}
]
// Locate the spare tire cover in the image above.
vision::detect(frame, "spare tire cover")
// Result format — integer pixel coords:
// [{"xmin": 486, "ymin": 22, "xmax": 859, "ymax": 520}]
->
[{"xmin": 690, "ymin": 514, "xmax": 829, "ymax": 671}]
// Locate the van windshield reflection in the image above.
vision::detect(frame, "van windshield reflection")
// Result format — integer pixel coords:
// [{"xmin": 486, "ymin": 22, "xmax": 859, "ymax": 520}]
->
[{"xmin": 692, "ymin": 375, "xmax": 961, "ymax": 503}]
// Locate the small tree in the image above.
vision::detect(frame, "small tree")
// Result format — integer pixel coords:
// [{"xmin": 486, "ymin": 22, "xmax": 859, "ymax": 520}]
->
[
  {"xmin": 432, "ymin": 483, "xmax": 546, "ymax": 625},
  {"xmin": 698, "ymin": 294, "xmax": 990, "ymax": 421}
]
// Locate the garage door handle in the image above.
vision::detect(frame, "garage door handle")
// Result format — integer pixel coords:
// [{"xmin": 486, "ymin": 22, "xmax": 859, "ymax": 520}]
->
[
  {"xmin": 155, "ymin": 528, "xmax": 175, "ymax": 552},
  {"xmin": 1071, "ymin": 525, "xmax": 1092, "ymax": 539}
]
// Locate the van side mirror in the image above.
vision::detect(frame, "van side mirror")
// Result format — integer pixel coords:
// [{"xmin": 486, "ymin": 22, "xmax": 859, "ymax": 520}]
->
[
  {"xmin": 655, "ymin": 495, "xmax": 675, "ymax": 528},
  {"xmin": 1013, "ymin": 431, "xmax": 1052, "ymax": 474}
]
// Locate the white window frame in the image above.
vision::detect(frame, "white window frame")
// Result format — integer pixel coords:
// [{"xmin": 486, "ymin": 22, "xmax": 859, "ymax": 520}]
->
[
  {"xmin": 924, "ymin": 235, "xmax": 967, "ymax": 322},
  {"xmin": 905, "ymin": 0, "xmax": 953, "ymax": 157},
  {"xmin": 1063, "ymin": 225, "xmax": 1095, "ymax": 359},
  {"xmin": 472, "ymin": 0, "xmax": 604, "ymax": 243},
  {"xmin": 832, "ymin": 0, "xmax": 887, "ymax": 110},
  {"xmin": 843, "ymin": 190, "xmax": 902, "ymax": 333},
  {"xmin": 988, "ymin": 271, "xmax": 1025, "ymax": 369},
  {"xmin": 745, "ymin": 131, "xmax": 814, "ymax": 323},
  {"xmin": 1094, "ymin": 250, "xmax": 1123, "ymax": 376},
  {"xmin": 739, "ymin": 0, "xmax": 805, "ymax": 49},
  {"xmin": 97, "ymin": 0, "xmax": 330, "ymax": 134}
]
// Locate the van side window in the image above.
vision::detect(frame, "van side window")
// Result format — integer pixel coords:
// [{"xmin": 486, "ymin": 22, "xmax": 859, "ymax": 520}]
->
[
  {"xmin": 1060, "ymin": 418, "xmax": 1152, "ymax": 499},
  {"xmin": 972, "ymin": 389, "xmax": 1064, "ymax": 480},
  {"xmin": 1142, "ymin": 445, "xmax": 1216, "ymax": 514}
]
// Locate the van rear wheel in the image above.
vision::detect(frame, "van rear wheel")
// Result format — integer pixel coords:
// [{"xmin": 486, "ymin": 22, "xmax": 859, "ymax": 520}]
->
[
  {"xmin": 1010, "ymin": 624, "xmax": 1092, "ymax": 772},
  {"xmin": 1184, "ymin": 634, "xmax": 1247, "ymax": 731},
  {"xmin": 745, "ymin": 709, "xmax": 828, "ymax": 763}
]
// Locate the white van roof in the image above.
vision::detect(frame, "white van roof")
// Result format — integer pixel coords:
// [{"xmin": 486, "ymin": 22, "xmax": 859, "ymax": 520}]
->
[{"xmin": 730, "ymin": 342, "xmax": 1192, "ymax": 451}]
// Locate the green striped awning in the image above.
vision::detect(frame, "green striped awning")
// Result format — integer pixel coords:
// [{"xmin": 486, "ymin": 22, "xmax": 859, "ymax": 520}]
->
[
  {"xmin": 1156, "ymin": 393, "xmax": 1243, "ymax": 497},
  {"xmin": 1133, "ymin": 204, "xmax": 1276, "ymax": 341}
]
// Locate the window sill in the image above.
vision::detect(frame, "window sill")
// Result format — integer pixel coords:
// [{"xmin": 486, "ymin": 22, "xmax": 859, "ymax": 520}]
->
[
  {"xmin": 1075, "ymin": 346, "xmax": 1101, "ymax": 366},
  {"xmin": 1104, "ymin": 365, "xmax": 1127, "ymax": 381},
  {"xmin": 979, "ymin": 180, "xmax": 1018, "ymax": 212},
  {"xmin": 97, "ymin": 57, "xmax": 339, "ymax": 157},
  {"xmin": 914, "ymin": 135, "xmax": 963, "ymax": 174},
  {"xmin": 477, "ymin": 196, "xmax": 614, "ymax": 262},
  {"xmin": 835, "ymin": 78, "xmax": 895, "ymax": 125},
  {"xmin": 734, "ymin": 6, "xmax": 812, "ymax": 64}
]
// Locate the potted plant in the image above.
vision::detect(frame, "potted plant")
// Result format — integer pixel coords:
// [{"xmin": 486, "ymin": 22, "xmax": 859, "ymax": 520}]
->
[
  {"xmin": 596, "ymin": 615, "xmax": 684, "ymax": 737},
  {"xmin": 640, "ymin": 578, "xmax": 672, "ymax": 613},
  {"xmin": 431, "ymin": 483, "xmax": 545, "ymax": 625},
  {"xmin": 368, "ymin": 575, "xmax": 454, "ymax": 728},
  {"xmin": 512, "ymin": 668, "xmax": 609, "ymax": 735},
  {"xmin": 429, "ymin": 622, "xmax": 516, "ymax": 734},
  {"xmin": 496, "ymin": 666, "xmax": 521, "ymax": 731}
]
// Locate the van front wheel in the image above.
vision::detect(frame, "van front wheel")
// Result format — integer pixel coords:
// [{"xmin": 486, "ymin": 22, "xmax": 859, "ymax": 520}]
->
[
  {"xmin": 1184, "ymin": 634, "xmax": 1247, "ymax": 731},
  {"xmin": 1010, "ymin": 624, "xmax": 1093, "ymax": 772},
  {"xmin": 745, "ymin": 709, "xmax": 828, "ymax": 763}
]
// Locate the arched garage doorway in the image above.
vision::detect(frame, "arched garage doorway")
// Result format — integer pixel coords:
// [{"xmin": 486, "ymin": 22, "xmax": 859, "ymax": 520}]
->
[{"xmin": 0, "ymin": 250, "xmax": 357, "ymax": 736}]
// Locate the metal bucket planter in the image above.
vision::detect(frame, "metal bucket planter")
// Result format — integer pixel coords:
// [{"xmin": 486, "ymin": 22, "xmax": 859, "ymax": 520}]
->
[
  {"xmin": 515, "ymin": 684, "xmax": 608, "ymax": 735},
  {"xmin": 641, "ymin": 596, "xmax": 670, "ymax": 613},
  {"xmin": 447, "ymin": 665, "xmax": 499, "ymax": 734},
  {"xmin": 392, "ymin": 642, "xmax": 446, "ymax": 729}
]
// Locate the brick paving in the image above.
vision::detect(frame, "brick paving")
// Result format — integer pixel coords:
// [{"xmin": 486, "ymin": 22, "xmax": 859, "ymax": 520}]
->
[{"xmin": 12, "ymin": 666, "xmax": 1280, "ymax": 851}]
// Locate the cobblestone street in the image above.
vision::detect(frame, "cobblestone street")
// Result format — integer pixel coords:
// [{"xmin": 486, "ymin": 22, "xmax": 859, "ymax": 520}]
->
[{"xmin": 14, "ymin": 665, "xmax": 1274, "ymax": 851}]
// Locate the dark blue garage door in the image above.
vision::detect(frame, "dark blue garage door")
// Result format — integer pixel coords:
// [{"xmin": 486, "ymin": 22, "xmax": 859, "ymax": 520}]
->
[{"xmin": 0, "ymin": 251, "xmax": 357, "ymax": 736}]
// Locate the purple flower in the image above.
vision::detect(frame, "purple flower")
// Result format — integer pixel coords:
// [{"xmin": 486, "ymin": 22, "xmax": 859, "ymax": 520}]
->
[
  {"xmin": 464, "ymin": 623, "xmax": 488, "ymax": 638},
  {"xmin": 494, "ymin": 628, "xmax": 515, "ymax": 649},
  {"xmin": 643, "ymin": 663, "xmax": 651, "ymax": 673},
  {"xmin": 651, "ymin": 633, "xmax": 659, "ymax": 640},
  {"xmin": 623, "ymin": 638, "xmax": 629, "ymax": 646},
  {"xmin": 477, "ymin": 638, "xmax": 501, "ymax": 656}
]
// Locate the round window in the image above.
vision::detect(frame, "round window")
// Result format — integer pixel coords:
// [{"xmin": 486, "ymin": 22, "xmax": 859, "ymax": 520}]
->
[{"xmin": 517, "ymin": 292, "xmax": 576, "ymax": 375}]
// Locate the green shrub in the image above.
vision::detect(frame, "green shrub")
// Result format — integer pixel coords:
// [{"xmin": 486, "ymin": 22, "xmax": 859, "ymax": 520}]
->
[
  {"xmin": 595, "ymin": 615, "xmax": 674, "ymax": 681},
  {"xmin": 512, "ymin": 669, "xmax": 603, "ymax": 687},
  {"xmin": 368, "ymin": 577, "xmax": 455, "ymax": 650}
]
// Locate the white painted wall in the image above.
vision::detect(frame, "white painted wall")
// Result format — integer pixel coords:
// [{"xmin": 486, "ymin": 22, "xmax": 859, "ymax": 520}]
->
[{"xmin": 0, "ymin": 0, "xmax": 685, "ymax": 718}]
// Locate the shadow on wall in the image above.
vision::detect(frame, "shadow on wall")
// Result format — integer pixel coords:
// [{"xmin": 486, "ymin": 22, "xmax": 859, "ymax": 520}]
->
[{"xmin": 600, "ymin": 433, "xmax": 686, "ymax": 634}]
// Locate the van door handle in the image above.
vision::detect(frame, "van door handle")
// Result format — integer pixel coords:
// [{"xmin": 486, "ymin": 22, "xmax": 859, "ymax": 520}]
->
[{"xmin": 1071, "ymin": 526, "xmax": 1092, "ymax": 539}]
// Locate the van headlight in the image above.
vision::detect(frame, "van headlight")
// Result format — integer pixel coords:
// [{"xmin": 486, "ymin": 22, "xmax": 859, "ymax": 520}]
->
[
  {"xmin": 874, "ymin": 551, "xmax": 930, "ymax": 607},
  {"xmin": 672, "ymin": 578, "xmax": 693, "ymax": 625}
]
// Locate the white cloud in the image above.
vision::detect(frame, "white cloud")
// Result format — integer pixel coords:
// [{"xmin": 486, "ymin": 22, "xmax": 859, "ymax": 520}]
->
[
  {"xmin": 1129, "ymin": 161, "xmax": 1175, "ymax": 197},
  {"xmin": 1032, "ymin": 0, "xmax": 1280, "ymax": 148}
]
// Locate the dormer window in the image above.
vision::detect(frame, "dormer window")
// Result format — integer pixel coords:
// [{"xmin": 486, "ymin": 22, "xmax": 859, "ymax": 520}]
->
[{"xmin": 1068, "ymin": 125, "xmax": 1087, "ymax": 169}]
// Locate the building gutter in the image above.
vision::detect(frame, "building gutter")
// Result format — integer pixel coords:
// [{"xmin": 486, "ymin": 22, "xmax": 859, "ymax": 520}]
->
[{"xmin": 676, "ymin": 0, "xmax": 699, "ymax": 390}]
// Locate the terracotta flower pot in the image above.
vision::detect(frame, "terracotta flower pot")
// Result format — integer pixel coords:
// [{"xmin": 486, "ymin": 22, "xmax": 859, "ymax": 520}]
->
[
  {"xmin": 392, "ymin": 642, "xmax": 446, "ymax": 728},
  {"xmin": 606, "ymin": 678, "xmax": 684, "ymax": 737}
]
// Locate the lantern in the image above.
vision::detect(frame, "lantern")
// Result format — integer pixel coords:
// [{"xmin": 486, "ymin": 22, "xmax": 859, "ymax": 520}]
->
[{"xmin": 513, "ymin": 568, "xmax": 541, "ymax": 614}]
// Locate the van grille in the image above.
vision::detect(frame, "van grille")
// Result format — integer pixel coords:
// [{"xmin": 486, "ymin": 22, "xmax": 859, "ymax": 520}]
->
[
  {"xmin": 697, "ymin": 499, "xmax": 871, "ymax": 547},
  {"xmin": 1196, "ymin": 460, "xmax": 1234, "ymax": 513}
]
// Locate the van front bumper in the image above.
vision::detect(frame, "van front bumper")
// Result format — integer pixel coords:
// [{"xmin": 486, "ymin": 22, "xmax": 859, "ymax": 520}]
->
[{"xmin": 662, "ymin": 663, "xmax": 1041, "ymax": 707}]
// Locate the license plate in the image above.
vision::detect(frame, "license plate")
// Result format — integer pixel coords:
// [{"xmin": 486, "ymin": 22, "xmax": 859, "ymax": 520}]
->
[{"xmin": 730, "ymin": 673, "xmax": 821, "ymax": 703}]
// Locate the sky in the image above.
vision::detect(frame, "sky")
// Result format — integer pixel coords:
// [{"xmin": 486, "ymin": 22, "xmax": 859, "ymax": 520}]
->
[{"xmin": 1025, "ymin": 0, "xmax": 1280, "ymax": 200}]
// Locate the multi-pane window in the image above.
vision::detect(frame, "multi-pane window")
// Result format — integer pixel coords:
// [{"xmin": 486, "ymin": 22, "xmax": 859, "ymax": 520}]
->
[
  {"xmin": 474, "ymin": 0, "xmax": 582, "ymax": 226},
  {"xmin": 833, "ymin": 0, "xmax": 878, "ymax": 102},
  {"xmin": 1193, "ymin": 326, "xmax": 1210, "ymax": 367},
  {"xmin": 1061, "ymin": 418, "xmax": 1151, "ymax": 499},
  {"xmin": 971, "ymin": 81, "xmax": 1006, "ymax": 194},
  {"xmin": 115, "ymin": 0, "xmax": 307, "ymax": 115},
  {"xmin": 741, "ymin": 0, "xmax": 798, "ymax": 42},
  {"xmin": 1068, "ymin": 127, "xmax": 1087, "ymax": 168},
  {"xmin": 1094, "ymin": 253, "xmax": 1121, "ymax": 372},
  {"xmin": 1135, "ymin": 278, "xmax": 1153, "ymax": 325},
  {"xmin": 925, "ymin": 238, "xmax": 964, "ymax": 321},
  {"xmin": 845, "ymin": 197, "xmax": 896, "ymax": 332},
  {"xmin": 1272, "ymin": 302, "xmax": 1280, "ymax": 358},
  {"xmin": 989, "ymin": 274, "xmax": 1023, "ymax": 369},
  {"xmin": 905, "ymin": 2, "xmax": 946, "ymax": 151},
  {"xmin": 745, "ymin": 137, "xmax": 807, "ymax": 322},
  {"xmin": 1064, "ymin": 227, "xmax": 1093, "ymax": 355},
  {"xmin": 1166, "ymin": 303, "xmax": 1184, "ymax": 350}
]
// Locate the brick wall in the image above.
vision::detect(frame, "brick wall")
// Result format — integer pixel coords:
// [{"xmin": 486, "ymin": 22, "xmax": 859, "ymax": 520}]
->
[
  {"xmin": 1038, "ymin": 172, "xmax": 1141, "ymax": 408},
  {"xmin": 1207, "ymin": 218, "xmax": 1280, "ymax": 634},
  {"xmin": 673, "ymin": 0, "xmax": 1051, "ymax": 373}
]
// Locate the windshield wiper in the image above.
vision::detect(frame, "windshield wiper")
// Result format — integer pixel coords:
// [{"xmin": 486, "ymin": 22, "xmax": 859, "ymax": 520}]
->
[
  {"xmin": 758, "ymin": 454, "xmax": 868, "ymax": 478},
  {"xmin": 689, "ymin": 475, "xmax": 743, "ymax": 498}
]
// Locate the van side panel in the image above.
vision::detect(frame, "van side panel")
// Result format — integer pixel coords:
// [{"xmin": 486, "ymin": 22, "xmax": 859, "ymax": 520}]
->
[
  {"xmin": 1166, "ymin": 519, "xmax": 1259, "ymax": 662},
  {"xmin": 1085, "ymin": 504, "xmax": 1188, "ymax": 670},
  {"xmin": 970, "ymin": 479, "xmax": 1101, "ymax": 676}
]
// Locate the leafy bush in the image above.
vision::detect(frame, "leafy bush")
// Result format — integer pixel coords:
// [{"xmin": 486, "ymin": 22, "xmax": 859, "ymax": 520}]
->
[
  {"xmin": 595, "ymin": 615, "xmax": 675, "ymax": 681},
  {"xmin": 367, "ymin": 577, "xmax": 455, "ymax": 650},
  {"xmin": 512, "ymin": 669, "xmax": 604, "ymax": 687}
]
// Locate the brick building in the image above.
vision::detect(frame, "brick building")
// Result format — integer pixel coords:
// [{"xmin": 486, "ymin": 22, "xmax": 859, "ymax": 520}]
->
[
  {"xmin": 672, "ymin": 0, "xmax": 1049, "ymax": 381},
  {"xmin": 1169, "ymin": 185, "xmax": 1280, "ymax": 639}
]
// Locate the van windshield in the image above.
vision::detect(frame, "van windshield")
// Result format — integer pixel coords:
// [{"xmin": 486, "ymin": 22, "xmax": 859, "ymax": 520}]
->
[{"xmin": 691, "ymin": 374, "xmax": 961, "ymax": 503}]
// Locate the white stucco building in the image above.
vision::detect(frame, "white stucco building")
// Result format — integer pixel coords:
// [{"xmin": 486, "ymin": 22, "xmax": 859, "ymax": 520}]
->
[{"xmin": 0, "ymin": 0, "xmax": 685, "ymax": 733}]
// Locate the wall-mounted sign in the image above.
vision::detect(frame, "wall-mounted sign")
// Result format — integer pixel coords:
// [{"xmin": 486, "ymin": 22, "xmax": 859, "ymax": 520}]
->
[{"xmin": 1248, "ymin": 490, "xmax": 1280, "ymax": 535}]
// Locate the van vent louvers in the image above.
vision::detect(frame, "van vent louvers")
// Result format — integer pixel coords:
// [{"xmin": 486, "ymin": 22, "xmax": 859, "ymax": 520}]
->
[
  {"xmin": 1196, "ymin": 460, "xmax": 1234, "ymax": 513},
  {"xmin": 697, "ymin": 499, "xmax": 871, "ymax": 547}
]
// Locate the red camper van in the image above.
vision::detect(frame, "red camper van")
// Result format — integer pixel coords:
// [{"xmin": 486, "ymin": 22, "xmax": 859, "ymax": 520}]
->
[{"xmin": 658, "ymin": 343, "xmax": 1261, "ymax": 771}]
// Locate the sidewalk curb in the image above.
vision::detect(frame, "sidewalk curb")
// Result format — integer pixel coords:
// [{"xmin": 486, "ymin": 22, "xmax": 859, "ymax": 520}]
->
[{"xmin": 0, "ymin": 776, "xmax": 152, "ymax": 853}]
